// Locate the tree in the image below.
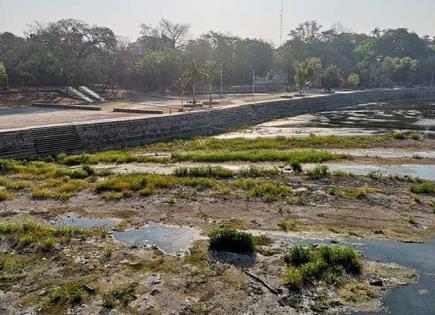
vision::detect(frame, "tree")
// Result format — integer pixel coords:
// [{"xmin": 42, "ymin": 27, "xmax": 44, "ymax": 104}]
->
[
  {"xmin": 203, "ymin": 60, "xmax": 221, "ymax": 104},
  {"xmin": 322, "ymin": 65, "xmax": 342, "ymax": 91},
  {"xmin": 137, "ymin": 19, "xmax": 191, "ymax": 54},
  {"xmin": 0, "ymin": 61, "xmax": 7, "ymax": 88},
  {"xmin": 182, "ymin": 61, "xmax": 207, "ymax": 104},
  {"xmin": 348, "ymin": 73, "xmax": 360, "ymax": 89},
  {"xmin": 159, "ymin": 19, "xmax": 191, "ymax": 48},
  {"xmin": 28, "ymin": 19, "xmax": 117, "ymax": 87},
  {"xmin": 294, "ymin": 57, "xmax": 322, "ymax": 94},
  {"xmin": 381, "ymin": 56, "xmax": 418, "ymax": 86},
  {"xmin": 137, "ymin": 50, "xmax": 182, "ymax": 93}
]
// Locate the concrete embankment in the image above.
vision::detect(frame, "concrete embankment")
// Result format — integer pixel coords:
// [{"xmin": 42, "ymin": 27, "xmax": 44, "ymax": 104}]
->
[{"xmin": 0, "ymin": 88, "xmax": 434, "ymax": 159}]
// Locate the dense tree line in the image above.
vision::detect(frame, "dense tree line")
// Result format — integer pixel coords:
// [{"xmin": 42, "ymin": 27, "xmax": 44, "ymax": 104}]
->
[{"xmin": 0, "ymin": 19, "xmax": 434, "ymax": 92}]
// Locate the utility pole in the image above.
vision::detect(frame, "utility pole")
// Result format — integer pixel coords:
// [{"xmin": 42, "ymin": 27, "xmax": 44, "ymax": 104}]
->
[
  {"xmin": 252, "ymin": 69, "xmax": 256, "ymax": 102},
  {"xmin": 280, "ymin": 0, "xmax": 284, "ymax": 45},
  {"xmin": 220, "ymin": 64, "xmax": 224, "ymax": 99}
]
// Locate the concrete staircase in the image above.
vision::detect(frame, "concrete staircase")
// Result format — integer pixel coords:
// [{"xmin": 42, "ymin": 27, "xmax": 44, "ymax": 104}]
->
[{"xmin": 31, "ymin": 125, "xmax": 85, "ymax": 156}]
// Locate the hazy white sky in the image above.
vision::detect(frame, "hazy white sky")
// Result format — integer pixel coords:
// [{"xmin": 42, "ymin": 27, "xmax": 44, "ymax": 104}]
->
[{"xmin": 1, "ymin": 0, "xmax": 434, "ymax": 45}]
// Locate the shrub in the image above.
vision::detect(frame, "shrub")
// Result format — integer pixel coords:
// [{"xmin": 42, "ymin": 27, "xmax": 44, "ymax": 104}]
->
[
  {"xmin": 50, "ymin": 282, "xmax": 85, "ymax": 305},
  {"xmin": 285, "ymin": 267, "xmax": 304, "ymax": 290},
  {"xmin": 308, "ymin": 165, "xmax": 329, "ymax": 179},
  {"xmin": 392, "ymin": 132, "xmax": 406, "ymax": 140},
  {"xmin": 0, "ymin": 160, "xmax": 19, "ymax": 175},
  {"xmin": 410, "ymin": 182, "xmax": 435, "ymax": 194},
  {"xmin": 284, "ymin": 245, "xmax": 362, "ymax": 290},
  {"xmin": 291, "ymin": 161, "xmax": 303, "ymax": 173},
  {"xmin": 284, "ymin": 245, "xmax": 312, "ymax": 266},
  {"xmin": 102, "ymin": 294, "xmax": 116, "ymax": 309},
  {"xmin": 0, "ymin": 190, "xmax": 12, "ymax": 201},
  {"xmin": 208, "ymin": 228, "xmax": 255, "ymax": 253}
]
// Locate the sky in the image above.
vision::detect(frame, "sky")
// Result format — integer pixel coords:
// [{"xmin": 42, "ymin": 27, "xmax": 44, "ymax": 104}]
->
[{"xmin": 1, "ymin": 0, "xmax": 434, "ymax": 46}]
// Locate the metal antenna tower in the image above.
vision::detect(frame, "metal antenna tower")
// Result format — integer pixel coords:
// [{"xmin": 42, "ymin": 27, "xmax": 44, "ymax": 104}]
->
[{"xmin": 280, "ymin": 0, "xmax": 284, "ymax": 45}]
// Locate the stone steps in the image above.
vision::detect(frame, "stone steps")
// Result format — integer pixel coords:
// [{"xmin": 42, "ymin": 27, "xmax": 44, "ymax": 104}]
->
[{"xmin": 31, "ymin": 125, "xmax": 85, "ymax": 155}]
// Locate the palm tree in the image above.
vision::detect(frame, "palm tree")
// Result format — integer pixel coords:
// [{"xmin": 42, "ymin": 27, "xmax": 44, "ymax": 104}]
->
[
  {"xmin": 182, "ymin": 60, "xmax": 207, "ymax": 105},
  {"xmin": 203, "ymin": 60, "xmax": 221, "ymax": 105}
]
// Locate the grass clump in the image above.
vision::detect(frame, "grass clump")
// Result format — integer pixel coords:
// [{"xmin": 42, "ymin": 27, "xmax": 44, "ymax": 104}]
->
[
  {"xmin": 247, "ymin": 182, "xmax": 293, "ymax": 202},
  {"xmin": 49, "ymin": 282, "xmax": 87, "ymax": 306},
  {"xmin": 172, "ymin": 150, "xmax": 347, "ymax": 164},
  {"xmin": 0, "ymin": 160, "xmax": 19, "ymax": 175},
  {"xmin": 308, "ymin": 165, "xmax": 329, "ymax": 179},
  {"xmin": 208, "ymin": 228, "xmax": 255, "ymax": 253},
  {"xmin": 57, "ymin": 151, "xmax": 167, "ymax": 166},
  {"xmin": 284, "ymin": 245, "xmax": 362, "ymax": 290},
  {"xmin": 175, "ymin": 166, "xmax": 234, "ymax": 179},
  {"xmin": 147, "ymin": 134, "xmax": 396, "ymax": 152},
  {"xmin": 0, "ymin": 190, "xmax": 13, "ymax": 201},
  {"xmin": 96, "ymin": 173, "xmax": 178, "ymax": 196},
  {"xmin": 0, "ymin": 221, "xmax": 95, "ymax": 248},
  {"xmin": 410, "ymin": 182, "xmax": 435, "ymax": 194}
]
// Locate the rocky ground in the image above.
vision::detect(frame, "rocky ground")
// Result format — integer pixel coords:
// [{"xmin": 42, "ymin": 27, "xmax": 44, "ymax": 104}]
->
[{"xmin": 0, "ymin": 133, "xmax": 434, "ymax": 314}]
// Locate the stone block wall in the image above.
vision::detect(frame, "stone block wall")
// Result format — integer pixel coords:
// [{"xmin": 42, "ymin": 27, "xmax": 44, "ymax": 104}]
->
[{"xmin": 0, "ymin": 88, "xmax": 434, "ymax": 159}]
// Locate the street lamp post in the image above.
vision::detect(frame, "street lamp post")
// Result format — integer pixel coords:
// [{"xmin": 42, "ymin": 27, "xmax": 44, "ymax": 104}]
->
[{"xmin": 252, "ymin": 69, "xmax": 256, "ymax": 102}]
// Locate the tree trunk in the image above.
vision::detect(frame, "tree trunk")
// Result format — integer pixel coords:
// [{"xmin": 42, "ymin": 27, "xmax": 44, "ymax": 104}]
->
[
  {"xmin": 192, "ymin": 82, "xmax": 196, "ymax": 105},
  {"xmin": 209, "ymin": 82, "xmax": 213, "ymax": 106},
  {"xmin": 431, "ymin": 71, "xmax": 434, "ymax": 88}
]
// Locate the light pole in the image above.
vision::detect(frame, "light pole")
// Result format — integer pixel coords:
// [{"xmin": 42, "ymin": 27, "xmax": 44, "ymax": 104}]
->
[
  {"xmin": 252, "ymin": 69, "xmax": 256, "ymax": 102},
  {"xmin": 220, "ymin": 64, "xmax": 224, "ymax": 99}
]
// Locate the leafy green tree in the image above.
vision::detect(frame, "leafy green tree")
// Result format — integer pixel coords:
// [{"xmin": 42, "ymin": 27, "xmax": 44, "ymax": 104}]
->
[
  {"xmin": 0, "ymin": 61, "xmax": 7, "ymax": 88},
  {"xmin": 29, "ymin": 19, "xmax": 117, "ymax": 87},
  {"xmin": 294, "ymin": 57, "xmax": 322, "ymax": 94},
  {"xmin": 203, "ymin": 60, "xmax": 221, "ymax": 104},
  {"xmin": 182, "ymin": 60, "xmax": 207, "ymax": 104},
  {"xmin": 137, "ymin": 50, "xmax": 182, "ymax": 92},
  {"xmin": 322, "ymin": 65, "xmax": 342, "ymax": 91},
  {"xmin": 347, "ymin": 73, "xmax": 360, "ymax": 89}
]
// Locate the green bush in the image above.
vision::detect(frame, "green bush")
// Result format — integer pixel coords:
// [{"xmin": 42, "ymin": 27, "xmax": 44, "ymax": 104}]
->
[
  {"xmin": 284, "ymin": 245, "xmax": 312, "ymax": 266},
  {"xmin": 308, "ymin": 165, "xmax": 329, "ymax": 179},
  {"xmin": 0, "ymin": 190, "xmax": 12, "ymax": 201},
  {"xmin": 50, "ymin": 282, "xmax": 85, "ymax": 305},
  {"xmin": 102, "ymin": 294, "xmax": 116, "ymax": 309},
  {"xmin": 291, "ymin": 161, "xmax": 303, "ymax": 173},
  {"xmin": 284, "ymin": 245, "xmax": 362, "ymax": 290},
  {"xmin": 208, "ymin": 228, "xmax": 255, "ymax": 253},
  {"xmin": 285, "ymin": 267, "xmax": 304, "ymax": 290},
  {"xmin": 0, "ymin": 160, "xmax": 19, "ymax": 175},
  {"xmin": 410, "ymin": 182, "xmax": 435, "ymax": 194}
]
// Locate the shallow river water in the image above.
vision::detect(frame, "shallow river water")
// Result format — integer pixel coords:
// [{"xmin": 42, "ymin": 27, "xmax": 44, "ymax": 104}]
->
[{"xmin": 58, "ymin": 213, "xmax": 434, "ymax": 314}]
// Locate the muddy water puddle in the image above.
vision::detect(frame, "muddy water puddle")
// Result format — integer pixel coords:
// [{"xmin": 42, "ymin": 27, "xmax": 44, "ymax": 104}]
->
[
  {"xmin": 112, "ymin": 224, "xmax": 204, "ymax": 255},
  {"xmin": 267, "ymin": 232, "xmax": 435, "ymax": 315},
  {"xmin": 331, "ymin": 149, "xmax": 435, "ymax": 159},
  {"xmin": 57, "ymin": 213, "xmax": 120, "ymax": 229},
  {"xmin": 314, "ymin": 163, "xmax": 435, "ymax": 181},
  {"xmin": 57, "ymin": 214, "xmax": 204, "ymax": 255},
  {"xmin": 217, "ymin": 101, "xmax": 435, "ymax": 139}
]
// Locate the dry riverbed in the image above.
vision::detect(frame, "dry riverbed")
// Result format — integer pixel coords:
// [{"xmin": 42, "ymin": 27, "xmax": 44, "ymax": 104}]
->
[{"xmin": 1, "ymin": 132, "xmax": 435, "ymax": 314}]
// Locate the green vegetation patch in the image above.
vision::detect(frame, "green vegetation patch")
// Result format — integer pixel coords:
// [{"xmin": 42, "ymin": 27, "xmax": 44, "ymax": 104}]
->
[
  {"xmin": 147, "ymin": 134, "xmax": 396, "ymax": 152},
  {"xmin": 171, "ymin": 150, "xmax": 348, "ymax": 164},
  {"xmin": 307, "ymin": 165, "xmax": 329, "ymax": 179},
  {"xmin": 57, "ymin": 151, "xmax": 168, "ymax": 166},
  {"xmin": 0, "ymin": 221, "xmax": 102, "ymax": 249},
  {"xmin": 410, "ymin": 182, "xmax": 435, "ymax": 194},
  {"xmin": 232, "ymin": 179, "xmax": 293, "ymax": 202},
  {"xmin": 208, "ymin": 228, "xmax": 255, "ymax": 253},
  {"xmin": 284, "ymin": 245, "xmax": 362, "ymax": 290}
]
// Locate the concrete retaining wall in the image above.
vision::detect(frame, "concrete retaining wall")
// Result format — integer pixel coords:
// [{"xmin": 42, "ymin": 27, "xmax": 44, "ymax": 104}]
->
[{"xmin": 1, "ymin": 88, "xmax": 434, "ymax": 159}]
